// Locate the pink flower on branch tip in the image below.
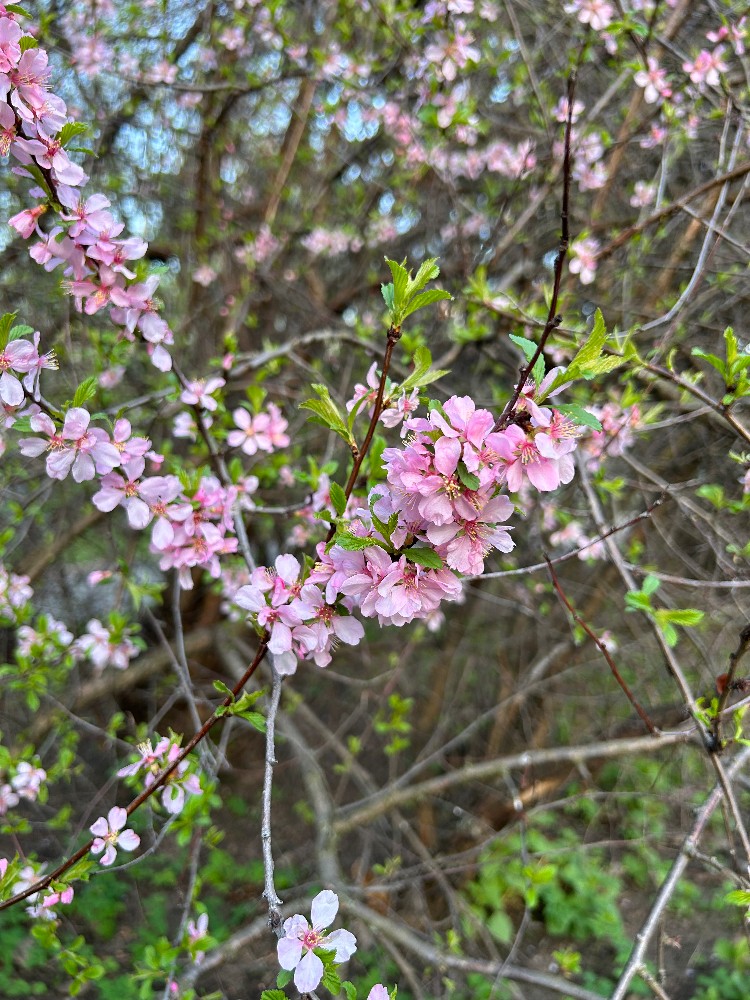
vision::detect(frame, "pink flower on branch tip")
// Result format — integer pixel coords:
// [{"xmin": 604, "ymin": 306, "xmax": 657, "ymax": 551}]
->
[
  {"xmin": 277, "ymin": 890, "xmax": 357, "ymax": 993},
  {"xmin": 89, "ymin": 806, "xmax": 140, "ymax": 866}
]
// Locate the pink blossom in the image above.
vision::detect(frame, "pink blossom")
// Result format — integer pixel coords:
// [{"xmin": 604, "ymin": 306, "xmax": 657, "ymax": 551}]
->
[
  {"xmin": 42, "ymin": 886, "xmax": 74, "ymax": 908},
  {"xmin": 0, "ymin": 338, "xmax": 37, "ymax": 405},
  {"xmin": 683, "ymin": 47, "xmax": 727, "ymax": 88},
  {"xmin": 0, "ymin": 783, "xmax": 19, "ymax": 815},
  {"xmin": 0, "ymin": 15, "xmax": 22, "ymax": 73},
  {"xmin": 42, "ymin": 407, "xmax": 121, "ymax": 482},
  {"xmin": 277, "ymin": 890, "xmax": 357, "ymax": 993},
  {"xmin": 489, "ymin": 424, "xmax": 566, "ymax": 492},
  {"xmin": 8, "ymin": 203, "xmax": 46, "ymax": 238},
  {"xmin": 187, "ymin": 912, "xmax": 209, "ymax": 963},
  {"xmin": 564, "ymin": 0, "xmax": 614, "ymax": 31},
  {"xmin": 427, "ymin": 493, "xmax": 514, "ymax": 574},
  {"xmin": 568, "ymin": 237, "xmax": 599, "ymax": 285},
  {"xmin": 368, "ymin": 988, "xmax": 390, "ymax": 1000},
  {"xmin": 11, "ymin": 762, "xmax": 46, "ymax": 801},
  {"xmin": 180, "ymin": 377, "xmax": 225, "ymax": 411},
  {"xmin": 76, "ymin": 619, "xmax": 138, "ymax": 671},
  {"xmin": 634, "ymin": 57, "xmax": 671, "ymax": 104},
  {"xmin": 90, "ymin": 806, "xmax": 140, "ymax": 866}
]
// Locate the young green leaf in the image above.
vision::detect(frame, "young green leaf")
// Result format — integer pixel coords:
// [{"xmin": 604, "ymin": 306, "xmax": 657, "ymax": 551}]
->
[
  {"xmin": 509, "ymin": 333, "xmax": 537, "ymax": 363},
  {"xmin": 72, "ymin": 376, "xmax": 98, "ymax": 408},
  {"xmin": 327, "ymin": 481, "xmax": 346, "ymax": 518},
  {"xmin": 404, "ymin": 547, "xmax": 444, "ymax": 569},
  {"xmin": 456, "ymin": 463, "xmax": 480, "ymax": 491},
  {"xmin": 400, "ymin": 287, "xmax": 452, "ymax": 321},
  {"xmin": 58, "ymin": 122, "xmax": 89, "ymax": 148},
  {"xmin": 0, "ymin": 312, "xmax": 17, "ymax": 350},
  {"xmin": 554, "ymin": 403, "xmax": 602, "ymax": 431},
  {"xmin": 335, "ymin": 533, "xmax": 380, "ymax": 551}
]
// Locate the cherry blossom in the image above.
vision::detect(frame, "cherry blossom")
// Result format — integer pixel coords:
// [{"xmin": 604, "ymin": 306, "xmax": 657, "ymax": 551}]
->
[
  {"xmin": 89, "ymin": 806, "xmax": 140, "ymax": 866},
  {"xmin": 277, "ymin": 890, "xmax": 357, "ymax": 993},
  {"xmin": 568, "ymin": 236, "xmax": 599, "ymax": 285},
  {"xmin": 634, "ymin": 58, "xmax": 671, "ymax": 105},
  {"xmin": 564, "ymin": 0, "xmax": 614, "ymax": 32}
]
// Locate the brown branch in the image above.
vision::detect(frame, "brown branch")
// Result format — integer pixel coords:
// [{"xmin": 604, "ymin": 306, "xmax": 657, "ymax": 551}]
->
[
  {"xmin": 0, "ymin": 638, "xmax": 268, "ymax": 912},
  {"xmin": 595, "ymin": 160, "xmax": 750, "ymax": 263},
  {"xmin": 545, "ymin": 556, "xmax": 659, "ymax": 735},
  {"xmin": 494, "ymin": 70, "xmax": 576, "ymax": 432}
]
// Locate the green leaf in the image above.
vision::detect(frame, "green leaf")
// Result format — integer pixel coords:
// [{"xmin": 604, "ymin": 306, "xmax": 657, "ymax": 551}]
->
[
  {"xmin": 19, "ymin": 34, "xmax": 37, "ymax": 50},
  {"xmin": 691, "ymin": 348, "xmax": 726, "ymax": 376},
  {"xmin": 58, "ymin": 122, "xmax": 89, "ymax": 148},
  {"xmin": 567, "ymin": 309, "xmax": 607, "ymax": 377},
  {"xmin": 72, "ymin": 376, "xmax": 98, "ymax": 408},
  {"xmin": 321, "ymin": 965, "xmax": 342, "ymax": 994},
  {"xmin": 5, "ymin": 5, "xmax": 32, "ymax": 16},
  {"xmin": 263, "ymin": 990, "xmax": 288, "ymax": 1000},
  {"xmin": 659, "ymin": 608, "xmax": 704, "ymax": 627},
  {"xmin": 723, "ymin": 326, "xmax": 738, "ymax": 365},
  {"xmin": 400, "ymin": 345, "xmax": 449, "ymax": 392},
  {"xmin": 554, "ymin": 403, "xmax": 602, "ymax": 431},
  {"xmin": 0, "ymin": 312, "xmax": 17, "ymax": 351},
  {"xmin": 509, "ymin": 333, "xmax": 537, "ymax": 363},
  {"xmin": 329, "ymin": 481, "xmax": 348, "ymax": 517},
  {"xmin": 235, "ymin": 710, "xmax": 266, "ymax": 733},
  {"xmin": 342, "ymin": 982, "xmax": 357, "ymax": 1000},
  {"xmin": 276, "ymin": 969, "xmax": 292, "ymax": 989},
  {"xmin": 300, "ymin": 385, "xmax": 351, "ymax": 443},
  {"xmin": 456, "ymin": 463, "xmax": 480, "ymax": 491},
  {"xmin": 642, "ymin": 574, "xmax": 660, "ymax": 596},
  {"xmin": 404, "ymin": 547, "xmax": 444, "ymax": 569},
  {"xmin": 726, "ymin": 890, "xmax": 750, "ymax": 906},
  {"xmin": 213, "ymin": 680, "xmax": 234, "ymax": 701},
  {"xmin": 386, "ymin": 257, "xmax": 409, "ymax": 306},
  {"xmin": 407, "ymin": 257, "xmax": 441, "ymax": 297},
  {"xmin": 660, "ymin": 622, "xmax": 678, "ymax": 647},
  {"xmin": 577, "ymin": 355, "xmax": 624, "ymax": 379},
  {"xmin": 400, "ymin": 287, "xmax": 452, "ymax": 321},
  {"xmin": 335, "ymin": 533, "xmax": 380, "ymax": 551},
  {"xmin": 381, "ymin": 282, "xmax": 395, "ymax": 313}
]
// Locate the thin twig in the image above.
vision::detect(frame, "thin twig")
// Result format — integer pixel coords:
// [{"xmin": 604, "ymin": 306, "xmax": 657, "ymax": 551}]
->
[
  {"xmin": 545, "ymin": 556, "xmax": 658, "ymax": 735},
  {"xmin": 610, "ymin": 747, "xmax": 750, "ymax": 1000},
  {"xmin": 261, "ymin": 663, "xmax": 284, "ymax": 927},
  {"xmin": 494, "ymin": 71, "xmax": 576, "ymax": 432}
]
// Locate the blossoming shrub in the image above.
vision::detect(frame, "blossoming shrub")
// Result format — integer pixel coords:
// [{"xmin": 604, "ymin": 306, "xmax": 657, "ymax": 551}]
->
[{"xmin": 0, "ymin": 1, "xmax": 749, "ymax": 998}]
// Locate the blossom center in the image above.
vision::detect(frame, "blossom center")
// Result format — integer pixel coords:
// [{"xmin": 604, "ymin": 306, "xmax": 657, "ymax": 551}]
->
[{"xmin": 301, "ymin": 928, "xmax": 324, "ymax": 951}]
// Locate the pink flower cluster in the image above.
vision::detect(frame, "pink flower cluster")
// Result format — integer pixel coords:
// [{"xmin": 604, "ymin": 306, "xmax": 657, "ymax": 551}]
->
[
  {"xmin": 0, "ymin": 762, "xmax": 46, "ymax": 816},
  {"xmin": 1, "ymin": 10, "xmax": 174, "ymax": 369},
  {"xmin": 581, "ymin": 401, "xmax": 640, "ymax": 468},
  {"xmin": 117, "ymin": 737, "xmax": 202, "ymax": 815},
  {"xmin": 76, "ymin": 618, "xmax": 139, "ymax": 671},
  {"xmin": 153, "ymin": 475, "xmax": 239, "ymax": 590},
  {"xmin": 235, "ymin": 554, "xmax": 365, "ymax": 674},
  {"xmin": 385, "ymin": 391, "xmax": 578, "ymax": 564},
  {"xmin": 20, "ymin": 407, "xmax": 122, "ymax": 482},
  {"xmin": 242, "ymin": 388, "xmax": 582, "ymax": 663}
]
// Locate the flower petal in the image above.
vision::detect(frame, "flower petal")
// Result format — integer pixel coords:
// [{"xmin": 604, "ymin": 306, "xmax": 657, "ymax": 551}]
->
[
  {"xmin": 311, "ymin": 888, "xmax": 339, "ymax": 930},
  {"xmin": 294, "ymin": 949, "xmax": 324, "ymax": 993}
]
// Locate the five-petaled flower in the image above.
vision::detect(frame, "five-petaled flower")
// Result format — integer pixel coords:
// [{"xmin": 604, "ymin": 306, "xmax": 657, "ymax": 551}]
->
[
  {"xmin": 277, "ymin": 889, "xmax": 357, "ymax": 992},
  {"xmin": 89, "ymin": 806, "xmax": 140, "ymax": 866}
]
